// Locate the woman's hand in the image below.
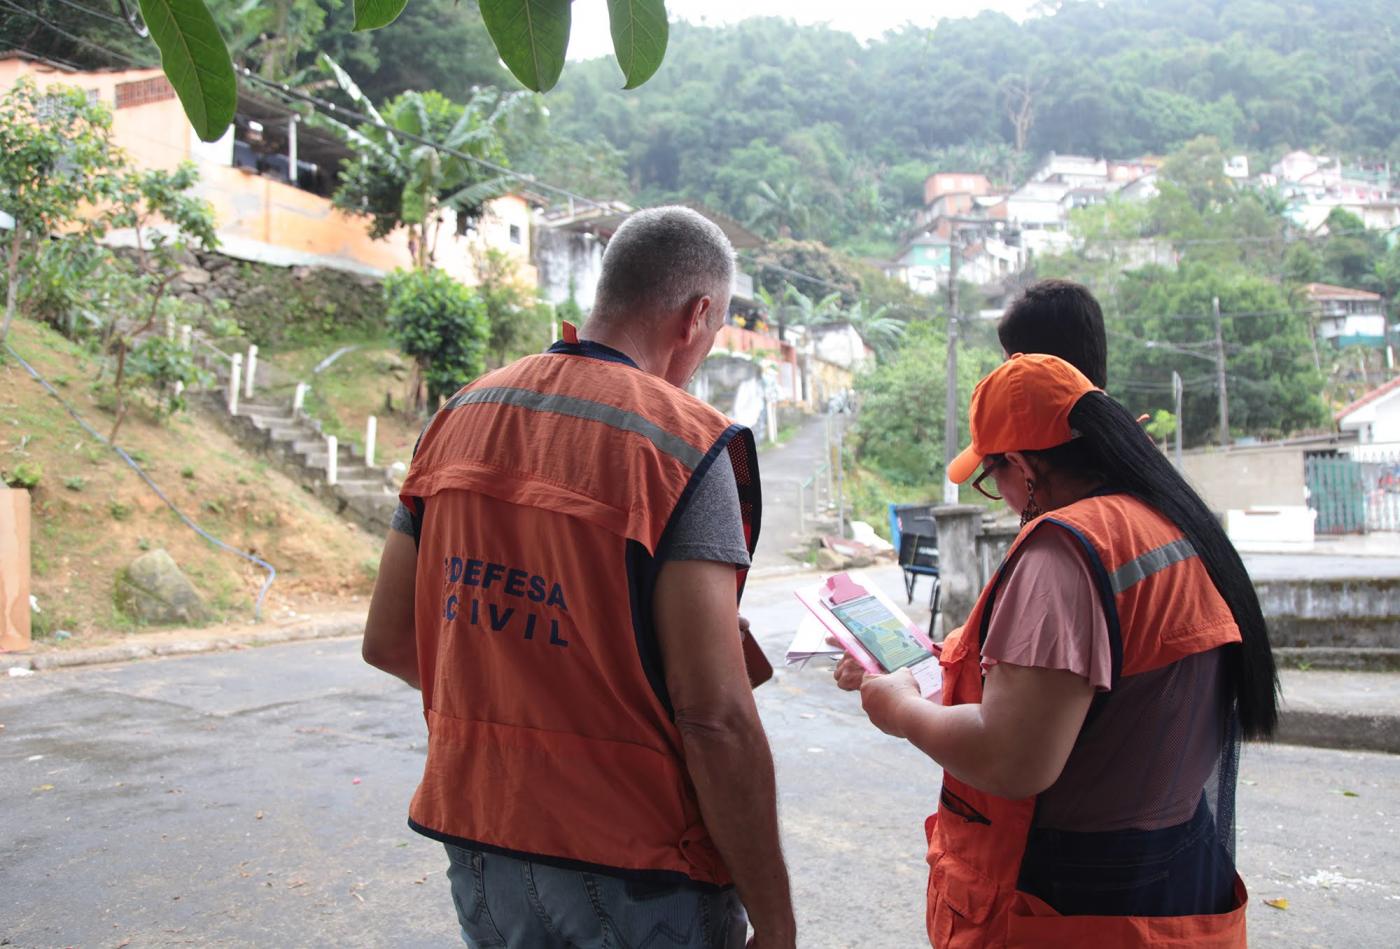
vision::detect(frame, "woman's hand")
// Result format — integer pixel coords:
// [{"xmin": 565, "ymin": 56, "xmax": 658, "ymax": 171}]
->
[
  {"xmin": 829, "ymin": 636, "xmax": 921, "ymax": 738},
  {"xmin": 859, "ymin": 668, "xmax": 920, "ymax": 738},
  {"xmin": 832, "ymin": 649, "xmax": 868, "ymax": 692}
]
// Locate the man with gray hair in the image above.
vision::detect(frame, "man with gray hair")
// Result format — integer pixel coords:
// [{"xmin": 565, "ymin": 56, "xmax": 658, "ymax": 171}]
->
[{"xmin": 364, "ymin": 206, "xmax": 795, "ymax": 948}]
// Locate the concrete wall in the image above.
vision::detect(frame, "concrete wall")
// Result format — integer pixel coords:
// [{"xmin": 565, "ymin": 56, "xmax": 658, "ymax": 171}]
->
[
  {"xmin": 1255, "ymin": 578, "xmax": 1400, "ymax": 647},
  {"xmin": 1180, "ymin": 445, "xmax": 1307, "ymax": 512}
]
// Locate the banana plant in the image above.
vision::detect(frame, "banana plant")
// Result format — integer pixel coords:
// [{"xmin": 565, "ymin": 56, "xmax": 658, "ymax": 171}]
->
[
  {"xmin": 132, "ymin": 1, "xmax": 670, "ymax": 143},
  {"xmin": 312, "ymin": 55, "xmax": 531, "ymax": 270}
]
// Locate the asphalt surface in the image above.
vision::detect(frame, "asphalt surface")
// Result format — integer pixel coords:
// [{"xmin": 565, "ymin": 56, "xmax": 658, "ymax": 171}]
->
[
  {"xmin": 4, "ymin": 565, "xmax": 1400, "ymax": 948},
  {"xmin": 6, "ymin": 415, "xmax": 1400, "ymax": 946}
]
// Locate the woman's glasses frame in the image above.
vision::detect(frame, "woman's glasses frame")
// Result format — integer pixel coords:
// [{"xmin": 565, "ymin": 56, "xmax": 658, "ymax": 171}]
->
[{"xmin": 972, "ymin": 458, "xmax": 1003, "ymax": 501}]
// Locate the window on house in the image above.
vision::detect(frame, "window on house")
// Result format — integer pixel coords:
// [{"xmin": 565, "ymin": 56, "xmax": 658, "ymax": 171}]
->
[
  {"xmin": 115, "ymin": 77, "xmax": 176, "ymax": 109},
  {"xmin": 509, "ymin": 224, "xmax": 522, "ymax": 245}
]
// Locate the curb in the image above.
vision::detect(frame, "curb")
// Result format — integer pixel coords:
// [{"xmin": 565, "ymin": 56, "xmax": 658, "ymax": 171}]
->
[
  {"xmin": 748, "ymin": 563, "xmax": 821, "ymax": 581},
  {"xmin": 1, "ymin": 615, "xmax": 366, "ymax": 674},
  {"xmin": 1275, "ymin": 707, "xmax": 1400, "ymax": 756}
]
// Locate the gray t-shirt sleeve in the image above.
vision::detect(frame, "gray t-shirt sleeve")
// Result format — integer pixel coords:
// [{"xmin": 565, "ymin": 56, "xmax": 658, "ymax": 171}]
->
[
  {"xmin": 666, "ymin": 458, "xmax": 751, "ymax": 567},
  {"xmin": 390, "ymin": 501, "xmax": 417, "ymax": 539}
]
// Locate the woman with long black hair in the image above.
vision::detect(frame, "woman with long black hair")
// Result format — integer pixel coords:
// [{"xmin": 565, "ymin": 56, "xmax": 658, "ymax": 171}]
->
[{"xmin": 835, "ymin": 353, "xmax": 1276, "ymax": 947}]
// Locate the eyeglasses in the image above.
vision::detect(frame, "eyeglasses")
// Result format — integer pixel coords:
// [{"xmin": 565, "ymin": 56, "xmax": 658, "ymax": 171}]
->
[{"xmin": 972, "ymin": 459, "xmax": 1003, "ymax": 501}]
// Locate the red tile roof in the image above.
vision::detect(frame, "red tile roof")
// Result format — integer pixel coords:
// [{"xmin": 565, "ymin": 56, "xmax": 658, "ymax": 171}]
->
[
  {"xmin": 1336, "ymin": 374, "xmax": 1400, "ymax": 423},
  {"xmin": 1305, "ymin": 282, "xmax": 1384, "ymax": 302}
]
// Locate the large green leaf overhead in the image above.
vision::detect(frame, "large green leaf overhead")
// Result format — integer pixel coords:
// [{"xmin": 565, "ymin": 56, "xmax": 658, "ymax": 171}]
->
[
  {"xmin": 352, "ymin": 0, "xmax": 409, "ymax": 31},
  {"xmin": 479, "ymin": 0, "xmax": 572, "ymax": 92},
  {"xmin": 137, "ymin": 0, "xmax": 237, "ymax": 142},
  {"xmin": 607, "ymin": 0, "xmax": 668, "ymax": 89}
]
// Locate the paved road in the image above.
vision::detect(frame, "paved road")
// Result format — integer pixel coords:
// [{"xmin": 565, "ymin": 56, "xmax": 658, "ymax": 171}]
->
[
  {"xmin": 4, "ymin": 564, "xmax": 1399, "ymax": 948},
  {"xmin": 754, "ymin": 413, "xmax": 849, "ymax": 571}
]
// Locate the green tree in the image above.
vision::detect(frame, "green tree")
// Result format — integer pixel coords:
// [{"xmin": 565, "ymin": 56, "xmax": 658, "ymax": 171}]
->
[
  {"xmin": 385, "ymin": 268, "xmax": 488, "ymax": 408},
  {"xmin": 841, "ymin": 300, "xmax": 906, "ymax": 361},
  {"xmin": 207, "ymin": 0, "xmax": 339, "ymax": 81},
  {"xmin": 852, "ymin": 324, "xmax": 1001, "ymax": 486},
  {"xmin": 745, "ymin": 179, "xmax": 812, "ymax": 240},
  {"xmin": 305, "ymin": 0, "xmax": 510, "ymax": 102},
  {"xmin": 0, "ymin": 79, "xmax": 122, "ymax": 343},
  {"xmin": 1318, "ymin": 208, "xmax": 1386, "ymax": 291},
  {"xmin": 1109, "ymin": 264, "xmax": 1326, "ymax": 445},
  {"xmin": 101, "ymin": 163, "xmax": 220, "ymax": 441},
  {"xmin": 475, "ymin": 249, "xmax": 544, "ymax": 367},
  {"xmin": 315, "ymin": 58, "xmax": 530, "ymax": 270},
  {"xmin": 854, "ymin": 323, "xmax": 948, "ymax": 486}
]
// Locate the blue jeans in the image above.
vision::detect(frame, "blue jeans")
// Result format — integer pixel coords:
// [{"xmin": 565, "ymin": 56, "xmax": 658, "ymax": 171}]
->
[{"xmin": 444, "ymin": 844, "xmax": 749, "ymax": 948}]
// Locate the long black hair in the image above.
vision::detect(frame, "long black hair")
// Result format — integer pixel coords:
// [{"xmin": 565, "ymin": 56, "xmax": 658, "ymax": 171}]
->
[{"xmin": 1033, "ymin": 391, "xmax": 1278, "ymax": 740}]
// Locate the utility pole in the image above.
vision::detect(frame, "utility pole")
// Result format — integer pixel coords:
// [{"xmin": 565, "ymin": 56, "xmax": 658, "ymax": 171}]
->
[
  {"xmin": 1212, "ymin": 296, "xmax": 1230, "ymax": 448},
  {"xmin": 943, "ymin": 232, "xmax": 961, "ymax": 505},
  {"xmin": 1172, "ymin": 370, "xmax": 1184, "ymax": 471}
]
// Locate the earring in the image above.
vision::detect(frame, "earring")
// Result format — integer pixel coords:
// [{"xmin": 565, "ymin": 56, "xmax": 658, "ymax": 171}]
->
[{"xmin": 1020, "ymin": 478, "xmax": 1043, "ymax": 527}]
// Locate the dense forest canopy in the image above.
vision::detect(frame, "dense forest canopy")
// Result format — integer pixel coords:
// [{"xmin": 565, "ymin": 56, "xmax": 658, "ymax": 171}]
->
[
  {"xmin": 7, "ymin": 0, "xmax": 1397, "ymax": 251},
  {"xmin": 537, "ymin": 0, "xmax": 1399, "ymax": 251}
]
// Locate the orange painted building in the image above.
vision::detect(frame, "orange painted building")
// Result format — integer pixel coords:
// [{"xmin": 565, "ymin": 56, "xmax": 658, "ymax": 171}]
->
[{"xmin": 0, "ymin": 54, "xmax": 536, "ymax": 287}]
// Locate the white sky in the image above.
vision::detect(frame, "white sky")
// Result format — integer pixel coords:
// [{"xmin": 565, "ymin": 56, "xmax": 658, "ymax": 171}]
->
[{"xmin": 566, "ymin": 0, "xmax": 1041, "ymax": 61}]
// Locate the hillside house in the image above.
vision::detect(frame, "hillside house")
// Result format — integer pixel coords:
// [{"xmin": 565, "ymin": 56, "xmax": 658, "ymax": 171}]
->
[
  {"xmin": 0, "ymin": 53, "xmax": 536, "ymax": 287},
  {"xmin": 923, "ymin": 172, "xmax": 993, "ymax": 206},
  {"xmin": 1305, "ymin": 283, "xmax": 1388, "ymax": 348},
  {"xmin": 1337, "ymin": 376, "xmax": 1400, "ymax": 447}
]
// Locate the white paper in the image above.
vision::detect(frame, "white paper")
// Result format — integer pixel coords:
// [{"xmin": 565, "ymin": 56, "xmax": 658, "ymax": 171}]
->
[{"xmin": 784, "ymin": 614, "xmax": 845, "ymax": 667}]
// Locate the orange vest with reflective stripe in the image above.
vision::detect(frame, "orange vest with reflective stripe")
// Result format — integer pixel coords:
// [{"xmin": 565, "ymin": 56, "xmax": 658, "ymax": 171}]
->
[
  {"xmin": 398, "ymin": 338, "xmax": 760, "ymax": 886},
  {"xmin": 927, "ymin": 494, "xmax": 1248, "ymax": 948}
]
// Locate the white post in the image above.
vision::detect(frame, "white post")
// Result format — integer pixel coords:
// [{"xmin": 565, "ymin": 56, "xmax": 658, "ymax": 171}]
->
[
  {"xmin": 364, "ymin": 414, "xmax": 377, "ymax": 468},
  {"xmin": 766, "ymin": 399, "xmax": 778, "ymax": 445},
  {"xmin": 292, "ymin": 382, "xmax": 307, "ymax": 417},
  {"xmin": 178, "ymin": 324, "xmax": 192, "ymax": 350},
  {"xmin": 172, "ymin": 380, "xmax": 184, "ymax": 404},
  {"xmin": 164, "ymin": 312, "xmax": 175, "ymax": 340},
  {"xmin": 228, "ymin": 353, "xmax": 242, "ymax": 415},
  {"xmin": 244, "ymin": 343, "xmax": 258, "ymax": 399},
  {"xmin": 288, "ymin": 115, "xmax": 299, "ymax": 187},
  {"xmin": 326, "ymin": 435, "xmax": 338, "ymax": 486}
]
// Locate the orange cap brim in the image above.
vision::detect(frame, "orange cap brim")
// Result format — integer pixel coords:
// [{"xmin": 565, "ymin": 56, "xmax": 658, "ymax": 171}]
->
[{"xmin": 948, "ymin": 443, "xmax": 983, "ymax": 484}]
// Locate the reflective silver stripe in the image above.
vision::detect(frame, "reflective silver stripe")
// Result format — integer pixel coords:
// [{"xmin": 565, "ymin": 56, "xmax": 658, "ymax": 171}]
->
[
  {"xmin": 445, "ymin": 386, "xmax": 705, "ymax": 469},
  {"xmin": 1108, "ymin": 538, "xmax": 1198, "ymax": 595}
]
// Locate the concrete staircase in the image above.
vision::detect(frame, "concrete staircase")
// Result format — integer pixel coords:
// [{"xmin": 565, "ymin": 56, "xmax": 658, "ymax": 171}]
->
[{"xmin": 211, "ymin": 394, "xmax": 399, "ymax": 536}]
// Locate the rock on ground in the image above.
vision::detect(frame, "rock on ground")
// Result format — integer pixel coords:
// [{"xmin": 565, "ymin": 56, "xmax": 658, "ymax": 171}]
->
[{"xmin": 113, "ymin": 548, "xmax": 208, "ymax": 626}]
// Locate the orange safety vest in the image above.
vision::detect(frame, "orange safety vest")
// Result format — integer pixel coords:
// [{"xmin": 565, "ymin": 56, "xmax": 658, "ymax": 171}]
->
[
  {"xmin": 927, "ymin": 494, "xmax": 1249, "ymax": 948},
  {"xmin": 398, "ymin": 333, "xmax": 761, "ymax": 886}
]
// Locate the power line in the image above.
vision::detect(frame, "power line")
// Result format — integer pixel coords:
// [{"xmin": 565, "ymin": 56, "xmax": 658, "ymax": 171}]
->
[
  {"xmin": 0, "ymin": 0, "xmax": 152, "ymax": 68},
  {"xmin": 42, "ymin": 0, "xmax": 129, "ymax": 29},
  {"xmin": 8, "ymin": 42, "xmax": 88, "ymax": 73}
]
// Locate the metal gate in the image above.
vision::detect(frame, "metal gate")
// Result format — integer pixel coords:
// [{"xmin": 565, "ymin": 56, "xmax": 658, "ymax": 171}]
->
[
  {"xmin": 1306, "ymin": 453, "xmax": 1400, "ymax": 533},
  {"xmin": 1306, "ymin": 455, "xmax": 1365, "ymax": 533}
]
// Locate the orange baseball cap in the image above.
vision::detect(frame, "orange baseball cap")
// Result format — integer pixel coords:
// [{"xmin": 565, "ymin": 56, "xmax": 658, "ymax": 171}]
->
[{"xmin": 947, "ymin": 353, "xmax": 1100, "ymax": 484}]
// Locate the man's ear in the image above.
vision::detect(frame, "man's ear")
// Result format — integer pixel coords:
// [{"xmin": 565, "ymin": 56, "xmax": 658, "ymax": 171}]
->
[{"xmin": 682, "ymin": 295, "xmax": 713, "ymax": 342}]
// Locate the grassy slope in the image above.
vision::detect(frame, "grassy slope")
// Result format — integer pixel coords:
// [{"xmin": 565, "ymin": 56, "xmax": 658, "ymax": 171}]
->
[{"xmin": 2, "ymin": 319, "xmax": 381, "ymax": 645}]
